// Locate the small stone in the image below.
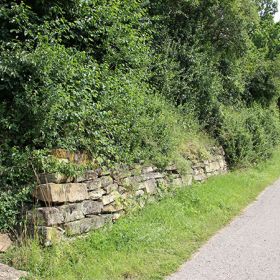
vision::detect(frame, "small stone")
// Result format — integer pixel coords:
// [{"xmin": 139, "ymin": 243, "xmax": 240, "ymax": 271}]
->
[
  {"xmin": 100, "ymin": 176, "xmax": 113, "ymax": 187},
  {"xmin": 33, "ymin": 183, "xmax": 89, "ymax": 204},
  {"xmin": 135, "ymin": 190, "xmax": 145, "ymax": 197},
  {"xmin": 89, "ymin": 189, "xmax": 106, "ymax": 200},
  {"xmin": 86, "ymin": 178, "xmax": 102, "ymax": 191},
  {"xmin": 82, "ymin": 200, "xmax": 103, "ymax": 215},
  {"xmin": 138, "ymin": 179, "xmax": 157, "ymax": 194},
  {"xmin": 0, "ymin": 234, "xmax": 12, "ymax": 252},
  {"xmin": 165, "ymin": 165, "xmax": 177, "ymax": 172}
]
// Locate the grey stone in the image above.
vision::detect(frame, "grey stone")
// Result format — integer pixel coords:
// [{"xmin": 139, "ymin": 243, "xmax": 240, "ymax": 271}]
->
[
  {"xmin": 89, "ymin": 189, "xmax": 106, "ymax": 200},
  {"xmin": 142, "ymin": 166, "xmax": 157, "ymax": 173},
  {"xmin": 0, "ymin": 263, "xmax": 27, "ymax": 280},
  {"xmin": 59, "ymin": 203, "xmax": 84, "ymax": 223},
  {"xmin": 103, "ymin": 183, "xmax": 118, "ymax": 193},
  {"xmin": 33, "ymin": 183, "xmax": 89, "ymax": 204},
  {"xmin": 165, "ymin": 165, "xmax": 178, "ymax": 172},
  {"xmin": 64, "ymin": 216, "xmax": 105, "ymax": 236},
  {"xmin": 100, "ymin": 176, "xmax": 113, "ymax": 187},
  {"xmin": 102, "ymin": 203, "xmax": 124, "ymax": 213},
  {"xmin": 193, "ymin": 173, "xmax": 207, "ymax": 182},
  {"xmin": 142, "ymin": 172, "xmax": 165, "ymax": 181},
  {"xmin": 86, "ymin": 178, "xmax": 102, "ymax": 191},
  {"xmin": 0, "ymin": 234, "xmax": 12, "ymax": 253},
  {"xmin": 135, "ymin": 190, "xmax": 145, "ymax": 197},
  {"xmin": 121, "ymin": 176, "xmax": 142, "ymax": 190},
  {"xmin": 138, "ymin": 179, "xmax": 157, "ymax": 194},
  {"xmin": 82, "ymin": 200, "xmax": 103, "ymax": 215},
  {"xmin": 29, "ymin": 207, "xmax": 64, "ymax": 226},
  {"xmin": 102, "ymin": 192, "xmax": 120, "ymax": 205}
]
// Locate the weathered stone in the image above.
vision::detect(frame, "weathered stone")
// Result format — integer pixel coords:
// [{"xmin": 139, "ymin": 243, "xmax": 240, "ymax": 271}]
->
[
  {"xmin": 64, "ymin": 216, "xmax": 105, "ymax": 236},
  {"xmin": 142, "ymin": 166, "xmax": 157, "ymax": 173},
  {"xmin": 135, "ymin": 190, "xmax": 145, "ymax": 197},
  {"xmin": 138, "ymin": 179, "xmax": 157, "ymax": 194},
  {"xmin": 112, "ymin": 170, "xmax": 132, "ymax": 180},
  {"xmin": 102, "ymin": 191, "xmax": 120, "ymax": 205},
  {"xmin": 103, "ymin": 183, "xmax": 118, "ymax": 193},
  {"xmin": 89, "ymin": 189, "xmax": 106, "ymax": 200},
  {"xmin": 37, "ymin": 226, "xmax": 63, "ymax": 246},
  {"xmin": 192, "ymin": 168, "xmax": 205, "ymax": 176},
  {"xmin": 39, "ymin": 173, "xmax": 72, "ymax": 184},
  {"xmin": 121, "ymin": 176, "xmax": 142, "ymax": 189},
  {"xmin": 33, "ymin": 183, "xmax": 89, "ymax": 204},
  {"xmin": 82, "ymin": 200, "xmax": 102, "ymax": 215},
  {"xmin": 165, "ymin": 165, "xmax": 177, "ymax": 172},
  {"xmin": 59, "ymin": 203, "xmax": 84, "ymax": 223},
  {"xmin": 193, "ymin": 173, "xmax": 207, "ymax": 182},
  {"xmin": 30, "ymin": 207, "xmax": 64, "ymax": 226},
  {"xmin": 0, "ymin": 234, "xmax": 12, "ymax": 252},
  {"xmin": 86, "ymin": 178, "xmax": 102, "ymax": 191},
  {"xmin": 142, "ymin": 172, "xmax": 165, "ymax": 181},
  {"xmin": 100, "ymin": 176, "xmax": 113, "ymax": 187},
  {"xmin": 205, "ymin": 161, "xmax": 220, "ymax": 173},
  {"xmin": 102, "ymin": 203, "xmax": 124, "ymax": 213},
  {"xmin": 0, "ymin": 263, "xmax": 27, "ymax": 280}
]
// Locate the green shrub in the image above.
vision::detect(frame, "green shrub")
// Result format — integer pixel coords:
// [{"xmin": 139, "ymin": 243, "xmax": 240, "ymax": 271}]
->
[{"xmin": 217, "ymin": 105, "xmax": 280, "ymax": 167}]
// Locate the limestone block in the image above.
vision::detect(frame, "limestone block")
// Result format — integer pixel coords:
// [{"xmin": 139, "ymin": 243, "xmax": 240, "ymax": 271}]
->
[
  {"xmin": 77, "ymin": 170, "xmax": 99, "ymax": 182},
  {"xmin": 100, "ymin": 176, "xmax": 113, "ymax": 187},
  {"xmin": 59, "ymin": 203, "xmax": 84, "ymax": 223},
  {"xmin": 112, "ymin": 169, "xmax": 132, "ymax": 180},
  {"xmin": 86, "ymin": 178, "xmax": 102, "ymax": 191},
  {"xmin": 142, "ymin": 172, "xmax": 165, "ymax": 181},
  {"xmin": 82, "ymin": 200, "xmax": 103, "ymax": 215},
  {"xmin": 89, "ymin": 189, "xmax": 106, "ymax": 200},
  {"xmin": 138, "ymin": 179, "xmax": 157, "ymax": 194},
  {"xmin": 0, "ymin": 234, "xmax": 12, "ymax": 252},
  {"xmin": 33, "ymin": 183, "xmax": 89, "ymax": 204},
  {"xmin": 102, "ymin": 203, "xmax": 124, "ymax": 213},
  {"xmin": 165, "ymin": 165, "xmax": 177, "ymax": 172},
  {"xmin": 142, "ymin": 166, "xmax": 158, "ymax": 173},
  {"xmin": 102, "ymin": 191, "xmax": 120, "ymax": 205},
  {"xmin": 121, "ymin": 176, "xmax": 142, "ymax": 190},
  {"xmin": 103, "ymin": 183, "xmax": 118, "ymax": 194},
  {"xmin": 39, "ymin": 173, "xmax": 72, "ymax": 184},
  {"xmin": 64, "ymin": 216, "xmax": 105, "ymax": 236},
  {"xmin": 30, "ymin": 207, "xmax": 64, "ymax": 226}
]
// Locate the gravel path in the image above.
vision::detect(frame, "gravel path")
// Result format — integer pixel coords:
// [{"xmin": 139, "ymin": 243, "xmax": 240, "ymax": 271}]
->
[
  {"xmin": 0, "ymin": 263, "xmax": 27, "ymax": 280},
  {"xmin": 167, "ymin": 178, "xmax": 280, "ymax": 280}
]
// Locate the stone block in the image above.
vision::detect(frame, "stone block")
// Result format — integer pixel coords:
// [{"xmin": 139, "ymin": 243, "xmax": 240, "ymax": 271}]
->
[
  {"xmin": 142, "ymin": 172, "xmax": 165, "ymax": 181},
  {"xmin": 89, "ymin": 189, "xmax": 106, "ymax": 200},
  {"xmin": 37, "ymin": 226, "xmax": 64, "ymax": 246},
  {"xmin": 102, "ymin": 203, "xmax": 124, "ymax": 213},
  {"xmin": 142, "ymin": 166, "xmax": 157, "ymax": 173},
  {"xmin": 102, "ymin": 191, "xmax": 120, "ymax": 205},
  {"xmin": 39, "ymin": 173, "xmax": 72, "ymax": 184},
  {"xmin": 0, "ymin": 234, "xmax": 12, "ymax": 252},
  {"xmin": 103, "ymin": 183, "xmax": 118, "ymax": 193},
  {"xmin": 30, "ymin": 207, "xmax": 64, "ymax": 226},
  {"xmin": 64, "ymin": 216, "xmax": 105, "ymax": 236},
  {"xmin": 59, "ymin": 203, "xmax": 84, "ymax": 223},
  {"xmin": 33, "ymin": 183, "xmax": 89, "ymax": 204},
  {"xmin": 193, "ymin": 173, "xmax": 207, "ymax": 182},
  {"xmin": 121, "ymin": 176, "xmax": 142, "ymax": 190},
  {"xmin": 86, "ymin": 178, "xmax": 102, "ymax": 191},
  {"xmin": 135, "ymin": 190, "xmax": 145, "ymax": 197},
  {"xmin": 82, "ymin": 200, "xmax": 103, "ymax": 215},
  {"xmin": 138, "ymin": 179, "xmax": 157, "ymax": 194},
  {"xmin": 100, "ymin": 176, "xmax": 113, "ymax": 187},
  {"xmin": 165, "ymin": 165, "xmax": 177, "ymax": 172}
]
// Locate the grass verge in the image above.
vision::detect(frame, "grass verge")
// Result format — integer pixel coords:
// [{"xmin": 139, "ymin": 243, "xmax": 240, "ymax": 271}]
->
[{"xmin": 3, "ymin": 148, "xmax": 280, "ymax": 280}]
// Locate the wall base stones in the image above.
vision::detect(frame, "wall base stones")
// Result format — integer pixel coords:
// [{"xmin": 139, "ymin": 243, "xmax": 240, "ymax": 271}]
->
[{"xmin": 30, "ymin": 146, "xmax": 227, "ymax": 245}]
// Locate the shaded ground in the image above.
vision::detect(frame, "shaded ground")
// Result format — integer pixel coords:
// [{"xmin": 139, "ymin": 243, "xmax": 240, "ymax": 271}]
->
[{"xmin": 168, "ymin": 178, "xmax": 280, "ymax": 280}]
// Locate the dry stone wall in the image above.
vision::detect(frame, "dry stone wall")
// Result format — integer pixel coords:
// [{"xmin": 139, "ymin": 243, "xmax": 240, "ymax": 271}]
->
[{"xmin": 29, "ymin": 147, "xmax": 227, "ymax": 245}]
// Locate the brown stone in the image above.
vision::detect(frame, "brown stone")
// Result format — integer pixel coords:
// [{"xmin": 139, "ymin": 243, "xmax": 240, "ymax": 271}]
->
[
  {"xmin": 59, "ymin": 203, "xmax": 84, "ymax": 223},
  {"xmin": 0, "ymin": 234, "xmax": 12, "ymax": 252},
  {"xmin": 33, "ymin": 183, "xmax": 89, "ymax": 204},
  {"xmin": 39, "ymin": 173, "xmax": 72, "ymax": 184},
  {"xmin": 102, "ymin": 203, "xmax": 124, "ymax": 213}
]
